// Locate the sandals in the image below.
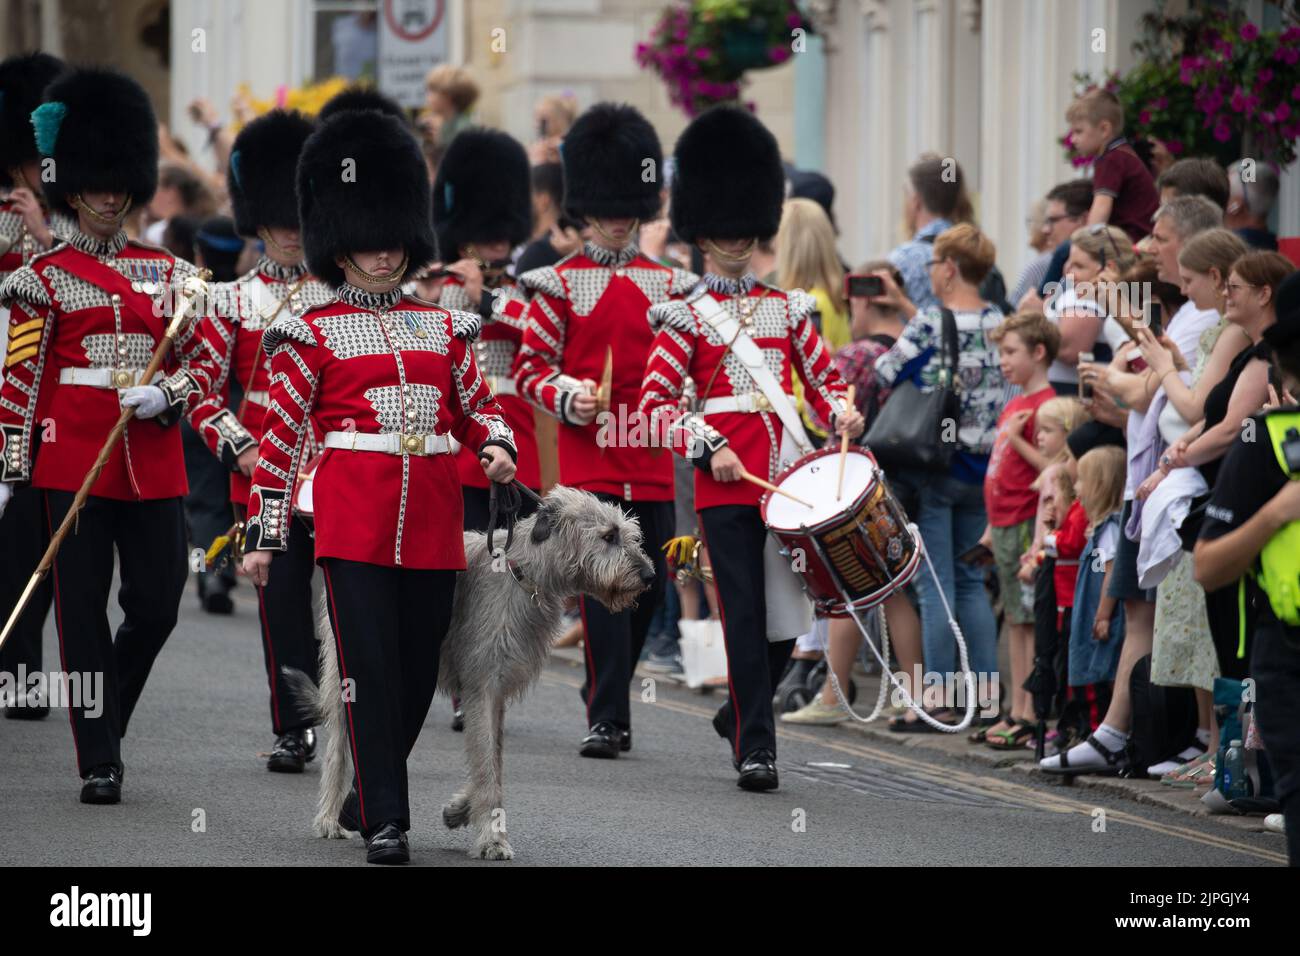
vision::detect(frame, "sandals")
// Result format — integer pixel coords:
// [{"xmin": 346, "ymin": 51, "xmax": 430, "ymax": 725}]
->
[
  {"xmin": 889, "ymin": 707, "xmax": 957, "ymax": 733},
  {"xmin": 985, "ymin": 718, "xmax": 1036, "ymax": 751},
  {"xmin": 1041, "ymin": 733, "xmax": 1128, "ymax": 775},
  {"xmin": 1161, "ymin": 752, "xmax": 1212, "ymax": 787},
  {"xmin": 968, "ymin": 713, "xmax": 1007, "ymax": 743}
]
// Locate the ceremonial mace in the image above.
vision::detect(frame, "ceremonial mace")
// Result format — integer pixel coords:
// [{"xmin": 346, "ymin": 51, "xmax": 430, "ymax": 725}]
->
[{"xmin": 0, "ymin": 272, "xmax": 211, "ymax": 651}]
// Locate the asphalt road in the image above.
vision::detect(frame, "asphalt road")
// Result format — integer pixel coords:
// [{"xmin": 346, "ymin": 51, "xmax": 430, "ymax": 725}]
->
[{"xmin": 0, "ymin": 576, "xmax": 1286, "ymax": 867}]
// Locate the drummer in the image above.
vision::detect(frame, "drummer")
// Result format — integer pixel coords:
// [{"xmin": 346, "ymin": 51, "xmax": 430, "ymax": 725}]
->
[{"xmin": 638, "ymin": 106, "xmax": 863, "ymax": 791}]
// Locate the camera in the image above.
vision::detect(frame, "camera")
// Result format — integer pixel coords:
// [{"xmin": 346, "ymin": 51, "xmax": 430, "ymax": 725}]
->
[{"xmin": 845, "ymin": 274, "xmax": 885, "ymax": 299}]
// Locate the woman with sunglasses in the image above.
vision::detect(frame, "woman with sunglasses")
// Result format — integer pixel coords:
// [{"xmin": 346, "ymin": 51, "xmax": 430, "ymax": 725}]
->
[{"xmin": 1046, "ymin": 224, "xmax": 1136, "ymax": 395}]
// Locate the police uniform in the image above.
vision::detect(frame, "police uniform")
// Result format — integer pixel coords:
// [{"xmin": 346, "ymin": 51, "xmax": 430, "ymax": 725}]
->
[
  {"xmin": 189, "ymin": 109, "xmax": 334, "ymax": 768},
  {"xmin": 0, "ymin": 68, "xmax": 221, "ymax": 801},
  {"xmin": 637, "ymin": 106, "xmax": 851, "ymax": 790},
  {"xmin": 512, "ymin": 103, "xmax": 697, "ymax": 758},
  {"xmin": 432, "ymin": 126, "xmax": 540, "ymax": 529},
  {"xmin": 243, "ymin": 107, "xmax": 514, "ymax": 863},
  {"xmin": 0, "ymin": 52, "xmax": 65, "ymax": 717}
]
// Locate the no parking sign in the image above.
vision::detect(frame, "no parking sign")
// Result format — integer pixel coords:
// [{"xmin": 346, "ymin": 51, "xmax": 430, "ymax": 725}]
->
[{"xmin": 377, "ymin": 0, "xmax": 449, "ymax": 109}]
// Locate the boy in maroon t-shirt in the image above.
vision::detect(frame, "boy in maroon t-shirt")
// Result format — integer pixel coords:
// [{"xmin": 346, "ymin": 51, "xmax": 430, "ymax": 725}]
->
[
  {"xmin": 982, "ymin": 312, "xmax": 1062, "ymax": 748},
  {"xmin": 1067, "ymin": 89, "xmax": 1159, "ymax": 243}
]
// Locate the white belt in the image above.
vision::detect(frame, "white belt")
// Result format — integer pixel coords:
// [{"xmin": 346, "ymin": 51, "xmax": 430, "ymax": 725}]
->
[
  {"xmin": 486, "ymin": 376, "xmax": 516, "ymax": 397},
  {"xmin": 323, "ymin": 431, "xmax": 452, "ymax": 456},
  {"xmin": 59, "ymin": 368, "xmax": 157, "ymax": 389},
  {"xmin": 700, "ymin": 392, "xmax": 798, "ymax": 415},
  {"xmin": 244, "ymin": 390, "xmax": 270, "ymax": 407}
]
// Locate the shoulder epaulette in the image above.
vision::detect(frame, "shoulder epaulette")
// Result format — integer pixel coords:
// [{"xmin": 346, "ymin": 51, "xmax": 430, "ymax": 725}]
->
[
  {"xmin": 447, "ymin": 307, "xmax": 483, "ymax": 342},
  {"xmin": 520, "ymin": 265, "xmax": 566, "ymax": 300},
  {"xmin": 648, "ymin": 299, "xmax": 696, "ymax": 334},
  {"xmin": 0, "ymin": 265, "xmax": 50, "ymax": 307},
  {"xmin": 261, "ymin": 311, "xmax": 317, "ymax": 351},
  {"xmin": 785, "ymin": 288, "xmax": 817, "ymax": 327},
  {"xmin": 669, "ymin": 268, "xmax": 700, "ymax": 296}
]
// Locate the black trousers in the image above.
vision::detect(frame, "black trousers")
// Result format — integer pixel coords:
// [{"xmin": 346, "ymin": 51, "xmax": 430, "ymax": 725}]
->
[
  {"xmin": 462, "ymin": 484, "xmax": 539, "ymax": 535},
  {"xmin": 257, "ymin": 515, "xmax": 318, "ymax": 734},
  {"xmin": 182, "ymin": 422, "xmax": 235, "ymax": 599},
  {"xmin": 321, "ymin": 558, "xmax": 455, "ymax": 835},
  {"xmin": 0, "ymin": 483, "xmax": 51, "ymax": 682},
  {"xmin": 44, "ymin": 491, "xmax": 188, "ymax": 775},
  {"xmin": 579, "ymin": 496, "xmax": 673, "ymax": 731},
  {"xmin": 700, "ymin": 504, "xmax": 795, "ymax": 763},
  {"xmin": 1251, "ymin": 621, "xmax": 1300, "ymax": 866}
]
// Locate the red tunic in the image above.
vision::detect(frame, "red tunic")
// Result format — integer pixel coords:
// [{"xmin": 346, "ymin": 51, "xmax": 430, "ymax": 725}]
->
[
  {"xmin": 189, "ymin": 259, "xmax": 335, "ymax": 505},
  {"xmin": 1053, "ymin": 499, "xmax": 1088, "ymax": 611},
  {"xmin": 512, "ymin": 243, "xmax": 696, "ymax": 501},
  {"xmin": 0, "ymin": 232, "xmax": 222, "ymax": 499},
  {"xmin": 244, "ymin": 287, "xmax": 515, "ymax": 570},
  {"xmin": 638, "ymin": 277, "xmax": 850, "ymax": 511},
  {"xmin": 438, "ymin": 275, "xmax": 540, "ymax": 490},
  {"xmin": 0, "ymin": 199, "xmax": 45, "ymax": 280}
]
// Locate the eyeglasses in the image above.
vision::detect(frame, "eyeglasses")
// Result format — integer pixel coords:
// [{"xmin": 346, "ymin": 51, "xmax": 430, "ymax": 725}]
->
[
  {"xmin": 1044, "ymin": 214, "xmax": 1076, "ymax": 226},
  {"xmin": 1226, "ymin": 280, "xmax": 1258, "ymax": 295},
  {"xmin": 926, "ymin": 258, "xmax": 944, "ymax": 268}
]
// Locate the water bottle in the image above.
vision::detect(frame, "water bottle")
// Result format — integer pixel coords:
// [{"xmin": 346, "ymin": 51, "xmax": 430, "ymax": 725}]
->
[{"xmin": 1220, "ymin": 740, "xmax": 1249, "ymax": 800}]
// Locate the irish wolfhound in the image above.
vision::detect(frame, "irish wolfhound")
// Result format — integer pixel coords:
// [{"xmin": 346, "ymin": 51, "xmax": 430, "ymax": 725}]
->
[{"xmin": 303, "ymin": 485, "xmax": 654, "ymax": 860}]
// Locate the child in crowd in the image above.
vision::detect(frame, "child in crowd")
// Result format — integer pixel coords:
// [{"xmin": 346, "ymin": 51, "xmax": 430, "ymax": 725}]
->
[
  {"xmin": 1043, "ymin": 444, "xmax": 1129, "ymax": 772},
  {"xmin": 980, "ymin": 312, "xmax": 1060, "ymax": 749},
  {"xmin": 1065, "ymin": 89, "xmax": 1159, "ymax": 243}
]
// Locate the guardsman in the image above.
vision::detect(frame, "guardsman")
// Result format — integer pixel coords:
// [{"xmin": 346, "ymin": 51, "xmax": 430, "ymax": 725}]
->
[
  {"xmin": 189, "ymin": 109, "xmax": 334, "ymax": 772},
  {"xmin": 0, "ymin": 68, "xmax": 222, "ymax": 803},
  {"xmin": 432, "ymin": 126, "xmax": 540, "ymax": 529},
  {"xmin": 512, "ymin": 103, "xmax": 697, "ymax": 759},
  {"xmin": 0, "ymin": 51, "xmax": 64, "ymax": 719},
  {"xmin": 240, "ymin": 106, "xmax": 515, "ymax": 865},
  {"xmin": 637, "ymin": 106, "xmax": 863, "ymax": 790}
]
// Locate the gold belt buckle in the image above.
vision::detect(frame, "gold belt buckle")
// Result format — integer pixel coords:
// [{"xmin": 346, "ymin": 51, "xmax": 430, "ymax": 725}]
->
[
  {"xmin": 401, "ymin": 433, "xmax": 426, "ymax": 455},
  {"xmin": 754, "ymin": 392, "xmax": 771, "ymax": 412},
  {"xmin": 113, "ymin": 369, "xmax": 135, "ymax": 388}
]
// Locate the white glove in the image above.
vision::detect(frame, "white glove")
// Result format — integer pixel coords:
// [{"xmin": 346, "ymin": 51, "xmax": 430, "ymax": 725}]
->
[
  {"xmin": 0, "ymin": 482, "xmax": 12, "ymax": 520},
  {"xmin": 120, "ymin": 385, "xmax": 168, "ymax": 419}
]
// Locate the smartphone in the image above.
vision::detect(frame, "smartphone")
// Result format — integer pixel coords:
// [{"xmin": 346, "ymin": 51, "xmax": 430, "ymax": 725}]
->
[
  {"xmin": 845, "ymin": 274, "xmax": 885, "ymax": 299},
  {"xmin": 1147, "ymin": 300, "xmax": 1163, "ymax": 338},
  {"xmin": 1126, "ymin": 347, "xmax": 1149, "ymax": 373},
  {"xmin": 958, "ymin": 543, "xmax": 995, "ymax": 566},
  {"xmin": 1078, "ymin": 351, "xmax": 1095, "ymax": 400}
]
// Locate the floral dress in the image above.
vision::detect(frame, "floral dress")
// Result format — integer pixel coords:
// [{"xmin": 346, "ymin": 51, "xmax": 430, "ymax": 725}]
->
[{"xmin": 1150, "ymin": 320, "xmax": 1227, "ymax": 692}]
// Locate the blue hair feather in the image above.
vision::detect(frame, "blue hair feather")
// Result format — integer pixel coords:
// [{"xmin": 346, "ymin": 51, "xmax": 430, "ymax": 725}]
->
[
  {"xmin": 30, "ymin": 101, "xmax": 67, "ymax": 157},
  {"xmin": 230, "ymin": 150, "xmax": 243, "ymax": 189}
]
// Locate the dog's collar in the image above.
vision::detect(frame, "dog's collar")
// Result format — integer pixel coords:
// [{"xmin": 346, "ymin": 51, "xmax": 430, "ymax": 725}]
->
[{"xmin": 507, "ymin": 559, "xmax": 541, "ymax": 607}]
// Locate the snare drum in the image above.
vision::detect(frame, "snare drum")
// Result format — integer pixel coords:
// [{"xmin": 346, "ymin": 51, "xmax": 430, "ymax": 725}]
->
[{"xmin": 761, "ymin": 446, "xmax": 919, "ymax": 616}]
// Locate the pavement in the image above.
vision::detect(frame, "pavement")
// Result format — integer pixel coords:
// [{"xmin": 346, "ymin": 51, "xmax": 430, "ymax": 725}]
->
[{"xmin": 0, "ymin": 580, "xmax": 1288, "ymax": 866}]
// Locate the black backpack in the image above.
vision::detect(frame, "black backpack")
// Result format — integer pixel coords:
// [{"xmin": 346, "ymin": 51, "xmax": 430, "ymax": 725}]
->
[{"xmin": 1127, "ymin": 654, "xmax": 1199, "ymax": 774}]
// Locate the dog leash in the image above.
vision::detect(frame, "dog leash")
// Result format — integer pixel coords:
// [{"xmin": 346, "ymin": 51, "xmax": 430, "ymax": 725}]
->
[{"xmin": 484, "ymin": 467, "xmax": 545, "ymax": 556}]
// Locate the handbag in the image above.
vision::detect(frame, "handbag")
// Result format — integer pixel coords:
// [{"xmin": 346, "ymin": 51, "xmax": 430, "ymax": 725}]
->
[
  {"xmin": 678, "ymin": 618, "xmax": 729, "ymax": 689},
  {"xmin": 865, "ymin": 308, "xmax": 961, "ymax": 473}
]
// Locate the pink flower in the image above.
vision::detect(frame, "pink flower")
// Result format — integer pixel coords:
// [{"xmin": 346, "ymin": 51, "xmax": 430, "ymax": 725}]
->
[
  {"xmin": 1257, "ymin": 67, "xmax": 1274, "ymax": 85},
  {"xmin": 1277, "ymin": 102, "xmax": 1292, "ymax": 121},
  {"xmin": 769, "ymin": 45, "xmax": 792, "ymax": 64},
  {"xmin": 1213, "ymin": 121, "xmax": 1233, "ymax": 143},
  {"xmin": 1154, "ymin": 96, "xmax": 1168, "ymax": 109},
  {"xmin": 786, "ymin": 12, "xmax": 802, "ymax": 28},
  {"xmin": 1282, "ymin": 26, "xmax": 1300, "ymax": 43},
  {"xmin": 1230, "ymin": 86, "xmax": 1247, "ymax": 112},
  {"xmin": 695, "ymin": 47, "xmax": 712, "ymax": 61},
  {"xmin": 1240, "ymin": 22, "xmax": 1259, "ymax": 42},
  {"xmin": 1139, "ymin": 109, "xmax": 1151, "ymax": 125},
  {"xmin": 1167, "ymin": 140, "xmax": 1184, "ymax": 155}
]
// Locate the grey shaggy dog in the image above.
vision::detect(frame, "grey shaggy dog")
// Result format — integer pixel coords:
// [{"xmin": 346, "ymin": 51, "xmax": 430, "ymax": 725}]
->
[{"xmin": 303, "ymin": 485, "xmax": 653, "ymax": 860}]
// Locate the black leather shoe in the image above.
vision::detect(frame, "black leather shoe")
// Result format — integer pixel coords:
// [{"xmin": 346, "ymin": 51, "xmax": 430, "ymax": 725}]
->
[
  {"xmin": 579, "ymin": 721, "xmax": 621, "ymax": 759},
  {"xmin": 619, "ymin": 728, "xmax": 632, "ymax": 752},
  {"xmin": 80, "ymin": 764, "xmax": 123, "ymax": 804},
  {"xmin": 202, "ymin": 591, "xmax": 234, "ymax": 615},
  {"xmin": 338, "ymin": 787, "xmax": 360, "ymax": 832},
  {"xmin": 451, "ymin": 707, "xmax": 465, "ymax": 732},
  {"xmin": 364, "ymin": 823, "xmax": 409, "ymax": 865},
  {"xmin": 4, "ymin": 688, "xmax": 49, "ymax": 720},
  {"xmin": 267, "ymin": 731, "xmax": 307, "ymax": 773},
  {"xmin": 736, "ymin": 749, "xmax": 779, "ymax": 792},
  {"xmin": 302, "ymin": 727, "xmax": 316, "ymax": 762},
  {"xmin": 712, "ymin": 701, "xmax": 733, "ymax": 742}
]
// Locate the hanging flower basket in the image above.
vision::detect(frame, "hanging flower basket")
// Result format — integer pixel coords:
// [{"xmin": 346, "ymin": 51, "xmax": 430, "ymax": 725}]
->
[
  {"xmin": 636, "ymin": 0, "xmax": 811, "ymax": 116},
  {"xmin": 1063, "ymin": 5, "xmax": 1300, "ymax": 169}
]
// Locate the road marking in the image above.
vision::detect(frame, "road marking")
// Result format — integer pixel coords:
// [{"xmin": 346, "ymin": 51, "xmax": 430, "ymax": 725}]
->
[{"xmin": 541, "ymin": 667, "xmax": 1286, "ymax": 864}]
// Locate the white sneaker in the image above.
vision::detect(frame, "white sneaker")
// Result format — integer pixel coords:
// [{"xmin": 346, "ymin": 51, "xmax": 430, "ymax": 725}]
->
[
  {"xmin": 1264, "ymin": 813, "xmax": 1285, "ymax": 834},
  {"xmin": 780, "ymin": 696, "xmax": 847, "ymax": 726}
]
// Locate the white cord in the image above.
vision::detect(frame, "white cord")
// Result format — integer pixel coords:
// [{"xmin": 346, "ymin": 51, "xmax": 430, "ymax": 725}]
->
[{"xmin": 818, "ymin": 523, "xmax": 977, "ymax": 733}]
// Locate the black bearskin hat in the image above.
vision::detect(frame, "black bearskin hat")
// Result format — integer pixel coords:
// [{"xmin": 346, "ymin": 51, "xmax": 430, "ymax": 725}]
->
[
  {"xmin": 32, "ymin": 67, "xmax": 158, "ymax": 214},
  {"xmin": 317, "ymin": 86, "xmax": 408, "ymax": 125},
  {"xmin": 433, "ymin": 127, "xmax": 531, "ymax": 256},
  {"xmin": 229, "ymin": 109, "xmax": 315, "ymax": 236},
  {"xmin": 297, "ymin": 109, "xmax": 436, "ymax": 288},
  {"xmin": 0, "ymin": 52, "xmax": 65, "ymax": 188},
  {"xmin": 670, "ymin": 106, "xmax": 784, "ymax": 244},
  {"xmin": 560, "ymin": 103, "xmax": 661, "ymax": 221}
]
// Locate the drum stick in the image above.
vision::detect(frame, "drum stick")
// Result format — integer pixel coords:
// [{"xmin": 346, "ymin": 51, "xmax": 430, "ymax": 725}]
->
[
  {"xmin": 740, "ymin": 469, "xmax": 813, "ymax": 508},
  {"xmin": 836, "ymin": 385, "xmax": 856, "ymax": 501}
]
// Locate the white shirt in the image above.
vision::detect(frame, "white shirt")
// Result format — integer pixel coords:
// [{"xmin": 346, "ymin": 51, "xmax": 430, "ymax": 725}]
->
[{"xmin": 1123, "ymin": 301, "xmax": 1220, "ymax": 499}]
